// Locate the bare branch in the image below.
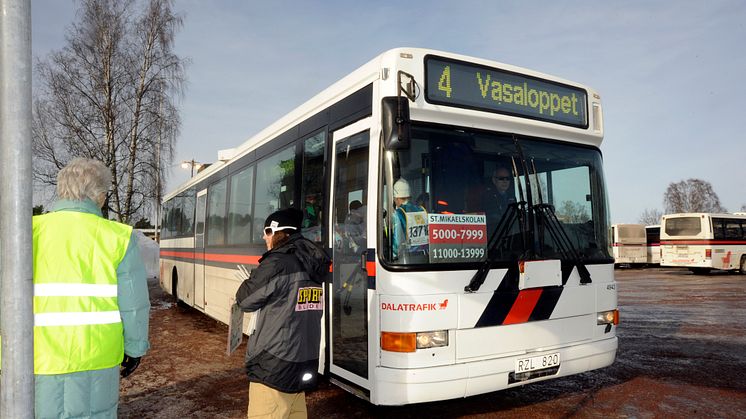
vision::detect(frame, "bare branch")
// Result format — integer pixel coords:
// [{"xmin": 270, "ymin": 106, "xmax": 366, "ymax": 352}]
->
[{"xmin": 638, "ymin": 208, "xmax": 663, "ymax": 225}]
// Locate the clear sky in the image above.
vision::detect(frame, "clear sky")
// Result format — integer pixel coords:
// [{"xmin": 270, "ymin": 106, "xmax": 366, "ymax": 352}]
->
[{"xmin": 31, "ymin": 0, "xmax": 746, "ymax": 223}]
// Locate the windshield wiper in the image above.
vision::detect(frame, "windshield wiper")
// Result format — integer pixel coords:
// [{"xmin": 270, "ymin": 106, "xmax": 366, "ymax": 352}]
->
[
  {"xmin": 464, "ymin": 200, "xmax": 525, "ymax": 292},
  {"xmin": 513, "ymin": 138, "xmax": 539, "ymax": 259},
  {"xmin": 532, "ymin": 203, "xmax": 592, "ymax": 284},
  {"xmin": 528, "ymin": 158, "xmax": 592, "ymax": 284}
]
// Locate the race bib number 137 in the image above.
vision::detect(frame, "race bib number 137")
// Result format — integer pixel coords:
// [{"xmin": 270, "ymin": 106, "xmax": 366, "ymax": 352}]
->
[{"xmin": 405, "ymin": 211, "xmax": 429, "ymax": 246}]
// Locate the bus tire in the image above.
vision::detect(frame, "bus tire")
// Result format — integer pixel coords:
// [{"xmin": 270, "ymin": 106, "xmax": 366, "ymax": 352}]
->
[
  {"xmin": 171, "ymin": 268, "xmax": 179, "ymax": 305},
  {"xmin": 171, "ymin": 268, "xmax": 189, "ymax": 308},
  {"xmin": 740, "ymin": 256, "xmax": 746, "ymax": 275}
]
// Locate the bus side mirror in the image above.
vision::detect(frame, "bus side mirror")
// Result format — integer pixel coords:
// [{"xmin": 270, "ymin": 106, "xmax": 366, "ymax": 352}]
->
[{"xmin": 382, "ymin": 96, "xmax": 410, "ymax": 150}]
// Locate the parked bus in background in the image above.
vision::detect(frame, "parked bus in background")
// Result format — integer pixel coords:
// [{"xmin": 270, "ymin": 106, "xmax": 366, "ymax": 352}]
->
[
  {"xmin": 660, "ymin": 213, "xmax": 746, "ymax": 274},
  {"xmin": 159, "ymin": 48, "xmax": 618, "ymax": 405},
  {"xmin": 645, "ymin": 225, "xmax": 661, "ymax": 265},
  {"xmin": 611, "ymin": 224, "xmax": 646, "ymax": 267}
]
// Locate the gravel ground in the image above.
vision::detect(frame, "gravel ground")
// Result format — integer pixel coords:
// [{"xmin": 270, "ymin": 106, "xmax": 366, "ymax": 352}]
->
[{"xmin": 119, "ymin": 268, "xmax": 746, "ymax": 418}]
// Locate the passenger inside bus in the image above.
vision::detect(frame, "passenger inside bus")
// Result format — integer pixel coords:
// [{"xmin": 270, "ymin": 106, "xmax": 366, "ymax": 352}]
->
[
  {"xmin": 301, "ymin": 193, "xmax": 323, "ymax": 243},
  {"xmin": 302, "ymin": 193, "xmax": 321, "ymax": 228},
  {"xmin": 392, "ymin": 179, "xmax": 428, "ymax": 262},
  {"xmin": 344, "ymin": 200, "xmax": 366, "ymax": 255},
  {"xmin": 339, "ymin": 200, "xmax": 367, "ymax": 314},
  {"xmin": 483, "ymin": 165, "xmax": 517, "ymax": 232}
]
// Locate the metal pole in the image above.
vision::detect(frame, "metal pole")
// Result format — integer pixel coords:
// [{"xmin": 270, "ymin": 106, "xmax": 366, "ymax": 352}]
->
[{"xmin": 0, "ymin": 0, "xmax": 36, "ymax": 417}]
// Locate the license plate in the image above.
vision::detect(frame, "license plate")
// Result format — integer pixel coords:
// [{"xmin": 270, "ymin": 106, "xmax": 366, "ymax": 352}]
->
[{"xmin": 515, "ymin": 352, "xmax": 560, "ymax": 373}]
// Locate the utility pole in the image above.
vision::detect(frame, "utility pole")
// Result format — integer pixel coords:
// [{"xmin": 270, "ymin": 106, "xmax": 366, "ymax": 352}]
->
[{"xmin": 0, "ymin": 0, "xmax": 36, "ymax": 417}]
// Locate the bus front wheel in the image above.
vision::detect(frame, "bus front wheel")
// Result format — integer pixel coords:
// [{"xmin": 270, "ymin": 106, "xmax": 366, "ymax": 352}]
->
[{"xmin": 740, "ymin": 256, "xmax": 746, "ymax": 275}]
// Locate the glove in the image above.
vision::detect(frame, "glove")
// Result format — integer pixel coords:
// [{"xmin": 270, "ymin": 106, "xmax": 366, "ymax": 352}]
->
[{"xmin": 120, "ymin": 354, "xmax": 141, "ymax": 378}]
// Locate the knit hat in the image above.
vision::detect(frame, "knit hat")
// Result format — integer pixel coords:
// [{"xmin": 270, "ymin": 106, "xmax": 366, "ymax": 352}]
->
[
  {"xmin": 286, "ymin": 207, "xmax": 304, "ymax": 229},
  {"xmin": 264, "ymin": 208, "xmax": 302, "ymax": 234},
  {"xmin": 393, "ymin": 179, "xmax": 411, "ymax": 198}
]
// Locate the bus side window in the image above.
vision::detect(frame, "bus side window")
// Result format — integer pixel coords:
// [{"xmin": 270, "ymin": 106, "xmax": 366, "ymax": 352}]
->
[
  {"xmin": 301, "ymin": 131, "xmax": 326, "ymax": 243},
  {"xmin": 254, "ymin": 145, "xmax": 296, "ymax": 243}
]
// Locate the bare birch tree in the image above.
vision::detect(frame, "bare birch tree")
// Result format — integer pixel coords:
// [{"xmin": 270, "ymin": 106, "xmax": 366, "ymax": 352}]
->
[
  {"xmin": 663, "ymin": 179, "xmax": 726, "ymax": 214},
  {"xmin": 32, "ymin": 0, "xmax": 186, "ymax": 223},
  {"xmin": 638, "ymin": 208, "xmax": 663, "ymax": 225}
]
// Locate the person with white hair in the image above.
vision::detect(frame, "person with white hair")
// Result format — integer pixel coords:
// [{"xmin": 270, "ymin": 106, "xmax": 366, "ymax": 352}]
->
[
  {"xmin": 391, "ymin": 178, "xmax": 428, "ymax": 261},
  {"xmin": 31, "ymin": 158, "xmax": 150, "ymax": 418}
]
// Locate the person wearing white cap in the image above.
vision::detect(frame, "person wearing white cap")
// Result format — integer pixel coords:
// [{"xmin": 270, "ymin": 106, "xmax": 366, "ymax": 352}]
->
[{"xmin": 392, "ymin": 179, "xmax": 428, "ymax": 261}]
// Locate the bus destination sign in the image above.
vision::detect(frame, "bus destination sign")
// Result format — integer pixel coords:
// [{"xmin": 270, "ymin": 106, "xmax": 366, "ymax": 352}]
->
[{"xmin": 425, "ymin": 56, "xmax": 588, "ymax": 128}]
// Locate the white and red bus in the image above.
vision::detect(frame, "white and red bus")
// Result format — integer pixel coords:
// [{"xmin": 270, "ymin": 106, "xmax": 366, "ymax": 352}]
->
[
  {"xmin": 660, "ymin": 213, "xmax": 746, "ymax": 274},
  {"xmin": 645, "ymin": 225, "xmax": 661, "ymax": 265},
  {"xmin": 611, "ymin": 224, "xmax": 646, "ymax": 267},
  {"xmin": 159, "ymin": 48, "xmax": 618, "ymax": 405}
]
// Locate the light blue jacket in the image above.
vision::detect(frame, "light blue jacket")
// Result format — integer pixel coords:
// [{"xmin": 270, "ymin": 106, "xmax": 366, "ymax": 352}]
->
[
  {"xmin": 34, "ymin": 199, "xmax": 150, "ymax": 419},
  {"xmin": 392, "ymin": 201, "xmax": 427, "ymax": 260}
]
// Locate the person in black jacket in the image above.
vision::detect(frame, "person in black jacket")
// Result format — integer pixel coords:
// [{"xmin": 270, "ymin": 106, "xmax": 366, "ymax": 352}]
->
[
  {"xmin": 235, "ymin": 208, "xmax": 330, "ymax": 419},
  {"xmin": 483, "ymin": 166, "xmax": 516, "ymax": 230}
]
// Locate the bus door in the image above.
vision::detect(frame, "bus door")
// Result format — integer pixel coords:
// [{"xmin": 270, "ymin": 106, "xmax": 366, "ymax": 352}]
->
[
  {"xmin": 329, "ymin": 118, "xmax": 371, "ymax": 389},
  {"xmin": 194, "ymin": 189, "xmax": 207, "ymax": 309}
]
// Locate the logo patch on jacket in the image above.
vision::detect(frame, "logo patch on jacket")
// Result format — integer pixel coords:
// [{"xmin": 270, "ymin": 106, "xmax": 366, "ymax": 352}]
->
[{"xmin": 296, "ymin": 287, "xmax": 323, "ymax": 311}]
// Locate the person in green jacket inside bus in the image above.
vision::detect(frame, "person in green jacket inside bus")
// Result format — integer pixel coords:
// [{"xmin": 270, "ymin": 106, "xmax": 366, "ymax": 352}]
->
[{"xmin": 32, "ymin": 158, "xmax": 150, "ymax": 418}]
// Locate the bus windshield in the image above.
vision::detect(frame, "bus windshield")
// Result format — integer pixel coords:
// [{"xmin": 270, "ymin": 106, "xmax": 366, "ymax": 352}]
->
[{"xmin": 381, "ymin": 124, "xmax": 611, "ymax": 266}]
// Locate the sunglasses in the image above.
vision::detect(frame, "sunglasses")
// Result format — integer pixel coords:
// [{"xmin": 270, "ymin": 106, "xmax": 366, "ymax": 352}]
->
[{"xmin": 263, "ymin": 226, "xmax": 297, "ymax": 237}]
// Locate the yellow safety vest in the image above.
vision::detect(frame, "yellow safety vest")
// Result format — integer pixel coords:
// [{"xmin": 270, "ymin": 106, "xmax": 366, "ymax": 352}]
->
[{"xmin": 32, "ymin": 211, "xmax": 132, "ymax": 375}]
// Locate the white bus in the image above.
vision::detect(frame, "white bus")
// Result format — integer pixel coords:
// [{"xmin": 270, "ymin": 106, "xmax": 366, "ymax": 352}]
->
[
  {"xmin": 611, "ymin": 223, "xmax": 646, "ymax": 266},
  {"xmin": 660, "ymin": 213, "xmax": 746, "ymax": 274},
  {"xmin": 645, "ymin": 225, "xmax": 661, "ymax": 265},
  {"xmin": 159, "ymin": 48, "xmax": 617, "ymax": 405}
]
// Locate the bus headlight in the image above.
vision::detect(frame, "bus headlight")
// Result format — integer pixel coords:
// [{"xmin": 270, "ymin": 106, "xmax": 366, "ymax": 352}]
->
[
  {"xmin": 381, "ymin": 330, "xmax": 449, "ymax": 352},
  {"xmin": 597, "ymin": 309, "xmax": 619, "ymax": 325},
  {"xmin": 416, "ymin": 330, "xmax": 448, "ymax": 349}
]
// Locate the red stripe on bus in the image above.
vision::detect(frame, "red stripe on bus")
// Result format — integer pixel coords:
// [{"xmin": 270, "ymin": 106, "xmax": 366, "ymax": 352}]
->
[
  {"xmin": 161, "ymin": 251, "xmax": 378, "ymax": 274},
  {"xmin": 204, "ymin": 254, "xmax": 262, "ymax": 265},
  {"xmin": 660, "ymin": 240, "xmax": 746, "ymax": 245},
  {"xmin": 160, "ymin": 250, "xmax": 195, "ymax": 258},
  {"xmin": 160, "ymin": 250, "xmax": 261, "ymax": 266},
  {"xmin": 503, "ymin": 288, "xmax": 543, "ymax": 325}
]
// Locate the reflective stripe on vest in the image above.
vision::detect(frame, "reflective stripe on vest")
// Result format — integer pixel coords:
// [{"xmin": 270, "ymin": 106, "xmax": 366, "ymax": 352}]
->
[{"xmin": 33, "ymin": 211, "xmax": 132, "ymax": 375}]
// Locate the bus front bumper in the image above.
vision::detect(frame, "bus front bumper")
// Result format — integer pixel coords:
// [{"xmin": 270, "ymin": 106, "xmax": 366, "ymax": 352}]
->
[{"xmin": 371, "ymin": 336, "xmax": 617, "ymax": 406}]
